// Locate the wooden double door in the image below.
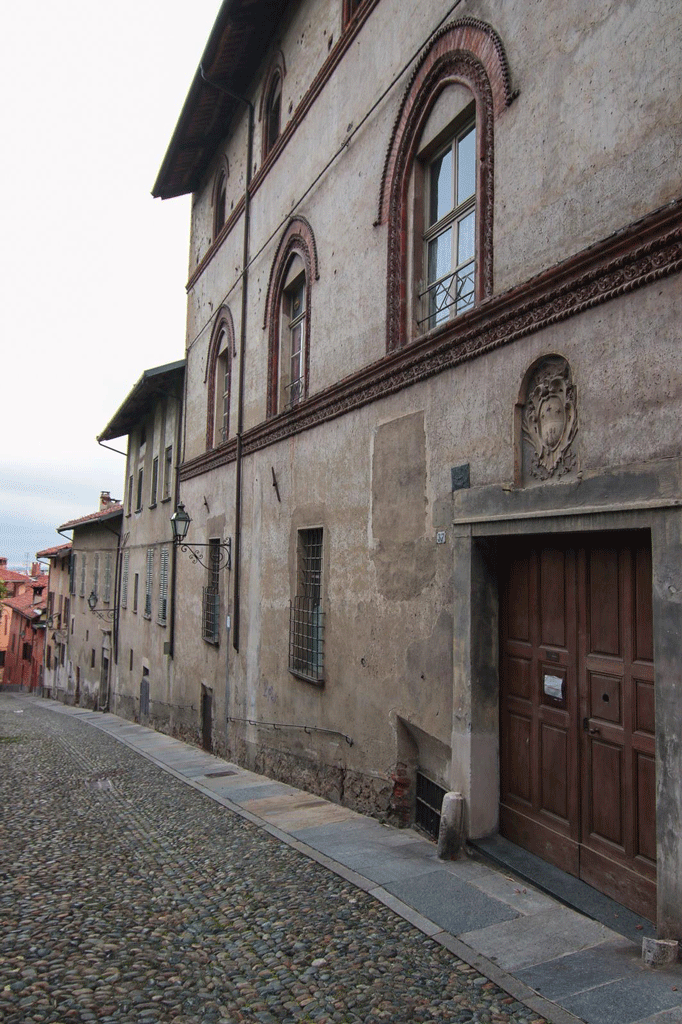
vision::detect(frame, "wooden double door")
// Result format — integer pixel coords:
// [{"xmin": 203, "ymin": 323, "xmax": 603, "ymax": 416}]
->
[{"xmin": 499, "ymin": 532, "xmax": 656, "ymax": 920}]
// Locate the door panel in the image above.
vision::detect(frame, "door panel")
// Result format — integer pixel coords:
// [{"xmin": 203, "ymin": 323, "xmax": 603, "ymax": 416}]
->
[{"xmin": 500, "ymin": 532, "xmax": 656, "ymax": 921}]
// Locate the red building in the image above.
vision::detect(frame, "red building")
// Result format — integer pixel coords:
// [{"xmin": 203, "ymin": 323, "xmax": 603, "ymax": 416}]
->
[
  {"xmin": 2, "ymin": 569, "xmax": 48, "ymax": 692},
  {"xmin": 0, "ymin": 558, "xmax": 39, "ymax": 680}
]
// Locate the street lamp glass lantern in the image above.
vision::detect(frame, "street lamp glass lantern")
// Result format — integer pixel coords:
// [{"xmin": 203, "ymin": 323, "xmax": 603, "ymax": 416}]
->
[
  {"xmin": 88, "ymin": 591, "xmax": 97, "ymax": 611},
  {"xmin": 170, "ymin": 502, "xmax": 191, "ymax": 543}
]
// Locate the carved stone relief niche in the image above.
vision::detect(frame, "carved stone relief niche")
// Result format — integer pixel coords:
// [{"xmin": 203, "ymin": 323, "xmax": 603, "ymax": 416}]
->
[{"xmin": 515, "ymin": 355, "xmax": 578, "ymax": 485}]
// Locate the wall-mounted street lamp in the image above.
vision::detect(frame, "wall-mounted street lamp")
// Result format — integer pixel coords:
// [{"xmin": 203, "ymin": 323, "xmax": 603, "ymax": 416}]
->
[
  {"xmin": 87, "ymin": 591, "xmax": 115, "ymax": 623},
  {"xmin": 170, "ymin": 503, "xmax": 232, "ymax": 571}
]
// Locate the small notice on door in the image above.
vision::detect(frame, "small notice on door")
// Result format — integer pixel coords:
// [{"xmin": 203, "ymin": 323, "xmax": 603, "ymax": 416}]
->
[{"xmin": 544, "ymin": 674, "xmax": 564, "ymax": 700}]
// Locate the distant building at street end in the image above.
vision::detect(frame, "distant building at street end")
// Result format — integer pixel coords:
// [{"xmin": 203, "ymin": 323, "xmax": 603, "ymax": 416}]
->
[
  {"xmin": 2, "ymin": 567, "xmax": 48, "ymax": 692},
  {"xmin": 56, "ymin": 495, "xmax": 123, "ymax": 708},
  {"xmin": 36, "ymin": 543, "xmax": 73, "ymax": 698}
]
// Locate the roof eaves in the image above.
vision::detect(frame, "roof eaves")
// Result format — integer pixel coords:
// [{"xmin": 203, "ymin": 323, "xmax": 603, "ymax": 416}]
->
[{"xmin": 97, "ymin": 360, "xmax": 185, "ymax": 442}]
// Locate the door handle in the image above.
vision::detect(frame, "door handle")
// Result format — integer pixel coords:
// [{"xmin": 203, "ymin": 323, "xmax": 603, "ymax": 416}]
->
[{"xmin": 583, "ymin": 718, "xmax": 600, "ymax": 736}]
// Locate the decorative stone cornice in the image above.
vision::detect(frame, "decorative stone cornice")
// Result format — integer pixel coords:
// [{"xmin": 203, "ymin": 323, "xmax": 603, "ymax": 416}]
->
[{"xmin": 180, "ymin": 199, "xmax": 682, "ymax": 483}]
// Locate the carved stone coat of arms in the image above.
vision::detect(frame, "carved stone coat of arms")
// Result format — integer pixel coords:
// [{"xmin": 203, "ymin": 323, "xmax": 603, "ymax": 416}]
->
[{"xmin": 522, "ymin": 357, "xmax": 578, "ymax": 480}]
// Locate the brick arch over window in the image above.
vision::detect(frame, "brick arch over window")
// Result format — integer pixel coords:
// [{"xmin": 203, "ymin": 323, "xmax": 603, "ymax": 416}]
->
[
  {"xmin": 212, "ymin": 156, "xmax": 229, "ymax": 241},
  {"xmin": 264, "ymin": 217, "xmax": 320, "ymax": 417},
  {"xmin": 259, "ymin": 50, "xmax": 287, "ymax": 163},
  {"xmin": 205, "ymin": 307, "xmax": 235, "ymax": 449},
  {"xmin": 377, "ymin": 19, "xmax": 515, "ymax": 352}
]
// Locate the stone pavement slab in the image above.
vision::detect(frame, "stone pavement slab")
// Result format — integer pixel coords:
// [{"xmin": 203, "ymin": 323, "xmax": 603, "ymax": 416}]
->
[
  {"xmin": 386, "ymin": 868, "xmax": 521, "ymax": 934},
  {"xmin": 459, "ymin": 905, "xmax": 621, "ymax": 972}
]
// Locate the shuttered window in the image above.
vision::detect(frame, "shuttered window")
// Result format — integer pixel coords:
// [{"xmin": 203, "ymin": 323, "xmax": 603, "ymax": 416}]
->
[
  {"xmin": 151, "ymin": 456, "xmax": 159, "ymax": 506},
  {"xmin": 79, "ymin": 555, "xmax": 86, "ymax": 598},
  {"xmin": 93, "ymin": 553, "xmax": 100, "ymax": 599},
  {"xmin": 69, "ymin": 554, "xmax": 76, "ymax": 595},
  {"xmin": 121, "ymin": 550, "xmax": 130, "ymax": 609},
  {"xmin": 144, "ymin": 548, "xmax": 153, "ymax": 618},
  {"xmin": 103, "ymin": 552, "xmax": 112, "ymax": 604},
  {"xmin": 158, "ymin": 547, "xmax": 169, "ymax": 624}
]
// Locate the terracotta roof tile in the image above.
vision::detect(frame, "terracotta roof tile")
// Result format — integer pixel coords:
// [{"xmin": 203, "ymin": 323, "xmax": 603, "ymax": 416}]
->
[
  {"xmin": 58, "ymin": 504, "xmax": 123, "ymax": 531},
  {"xmin": 0, "ymin": 567, "xmax": 33, "ymax": 585},
  {"xmin": 36, "ymin": 543, "xmax": 72, "ymax": 559}
]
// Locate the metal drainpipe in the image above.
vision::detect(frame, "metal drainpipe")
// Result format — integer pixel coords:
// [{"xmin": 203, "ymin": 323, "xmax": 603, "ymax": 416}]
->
[
  {"xmin": 168, "ymin": 382, "xmax": 185, "ymax": 660},
  {"xmin": 199, "ymin": 66, "xmax": 253, "ymax": 654}
]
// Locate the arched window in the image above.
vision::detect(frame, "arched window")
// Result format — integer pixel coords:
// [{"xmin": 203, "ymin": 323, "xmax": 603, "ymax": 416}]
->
[
  {"xmin": 265, "ymin": 74, "xmax": 282, "ymax": 155},
  {"xmin": 205, "ymin": 309, "xmax": 235, "ymax": 449},
  {"xmin": 377, "ymin": 19, "xmax": 515, "ymax": 351},
  {"xmin": 259, "ymin": 52, "xmax": 286, "ymax": 163},
  {"xmin": 213, "ymin": 166, "xmax": 228, "ymax": 240},
  {"xmin": 264, "ymin": 218, "xmax": 319, "ymax": 417}
]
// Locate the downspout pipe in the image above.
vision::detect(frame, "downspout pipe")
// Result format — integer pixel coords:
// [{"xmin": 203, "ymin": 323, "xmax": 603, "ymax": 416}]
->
[
  {"xmin": 199, "ymin": 65, "xmax": 253, "ymax": 654},
  {"xmin": 169, "ymin": 384, "xmax": 185, "ymax": 659}
]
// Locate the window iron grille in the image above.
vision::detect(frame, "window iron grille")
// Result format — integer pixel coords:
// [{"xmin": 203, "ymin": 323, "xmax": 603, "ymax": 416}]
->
[
  {"xmin": 415, "ymin": 771, "xmax": 446, "ymax": 841},
  {"xmin": 289, "ymin": 526, "xmax": 324, "ymax": 682},
  {"xmin": 202, "ymin": 585, "xmax": 219, "ymax": 644},
  {"xmin": 289, "ymin": 598, "xmax": 325, "ymax": 682},
  {"xmin": 418, "ymin": 262, "xmax": 475, "ymax": 329}
]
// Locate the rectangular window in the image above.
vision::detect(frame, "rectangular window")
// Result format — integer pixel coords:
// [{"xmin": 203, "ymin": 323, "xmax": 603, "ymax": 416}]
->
[
  {"xmin": 422, "ymin": 120, "xmax": 476, "ymax": 330},
  {"xmin": 91, "ymin": 648, "xmax": 96, "ymax": 668},
  {"xmin": 103, "ymin": 553, "xmax": 112, "ymax": 604},
  {"xmin": 127, "ymin": 474, "xmax": 133, "ymax": 517},
  {"xmin": 144, "ymin": 548, "xmax": 153, "ymax": 618},
  {"xmin": 202, "ymin": 539, "xmax": 220, "ymax": 644},
  {"xmin": 22, "ymin": 642, "xmax": 31, "ymax": 662},
  {"xmin": 129, "ymin": 648, "xmax": 134, "ymax": 671},
  {"xmin": 133, "ymin": 573, "xmax": 139, "ymax": 614},
  {"xmin": 289, "ymin": 528, "xmax": 324, "ymax": 683},
  {"xmin": 121, "ymin": 550, "xmax": 129, "ymax": 608},
  {"xmin": 150, "ymin": 456, "xmax": 159, "ymax": 506},
  {"xmin": 163, "ymin": 445, "xmax": 173, "ymax": 500},
  {"xmin": 158, "ymin": 547, "xmax": 169, "ymax": 624},
  {"xmin": 60, "ymin": 644, "xmax": 65, "ymax": 666},
  {"xmin": 64, "ymin": 597, "xmax": 70, "ymax": 629},
  {"xmin": 136, "ymin": 468, "xmax": 144, "ymax": 512},
  {"xmin": 69, "ymin": 554, "xmax": 76, "ymax": 595},
  {"xmin": 79, "ymin": 555, "xmax": 86, "ymax": 598},
  {"xmin": 47, "ymin": 646, "xmax": 51, "ymax": 670}
]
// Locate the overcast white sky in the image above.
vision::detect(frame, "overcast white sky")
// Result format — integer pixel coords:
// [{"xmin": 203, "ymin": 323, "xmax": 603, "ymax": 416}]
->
[{"xmin": 0, "ymin": 2, "xmax": 220, "ymax": 570}]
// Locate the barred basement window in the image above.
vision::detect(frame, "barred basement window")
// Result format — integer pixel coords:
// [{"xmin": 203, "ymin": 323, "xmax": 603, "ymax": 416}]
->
[
  {"xmin": 121, "ymin": 550, "xmax": 129, "ymax": 609},
  {"xmin": 158, "ymin": 547, "xmax": 169, "ymax": 624},
  {"xmin": 202, "ymin": 539, "xmax": 221, "ymax": 644},
  {"xmin": 144, "ymin": 548, "xmax": 153, "ymax": 618},
  {"xmin": 103, "ymin": 552, "xmax": 112, "ymax": 604},
  {"xmin": 415, "ymin": 771, "xmax": 446, "ymax": 841},
  {"xmin": 289, "ymin": 528, "xmax": 324, "ymax": 683}
]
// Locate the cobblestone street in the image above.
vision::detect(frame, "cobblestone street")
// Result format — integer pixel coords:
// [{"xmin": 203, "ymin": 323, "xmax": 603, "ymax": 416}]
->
[{"xmin": 0, "ymin": 695, "xmax": 546, "ymax": 1024}]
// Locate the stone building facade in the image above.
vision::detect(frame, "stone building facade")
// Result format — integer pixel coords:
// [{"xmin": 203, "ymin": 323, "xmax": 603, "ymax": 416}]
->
[
  {"xmin": 36, "ymin": 543, "xmax": 72, "ymax": 698},
  {"xmin": 113, "ymin": 0, "xmax": 682, "ymax": 936},
  {"xmin": 97, "ymin": 361, "xmax": 184, "ymax": 727},
  {"xmin": 56, "ymin": 497, "xmax": 123, "ymax": 708}
]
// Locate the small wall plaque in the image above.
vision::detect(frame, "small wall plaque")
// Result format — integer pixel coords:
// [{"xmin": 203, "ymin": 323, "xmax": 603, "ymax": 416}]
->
[
  {"xmin": 436, "ymin": 531, "xmax": 446, "ymax": 545},
  {"xmin": 544, "ymin": 674, "xmax": 564, "ymax": 700}
]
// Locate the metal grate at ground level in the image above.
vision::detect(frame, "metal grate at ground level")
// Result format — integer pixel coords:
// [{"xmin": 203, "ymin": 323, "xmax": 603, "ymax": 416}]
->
[{"xmin": 415, "ymin": 771, "xmax": 446, "ymax": 841}]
